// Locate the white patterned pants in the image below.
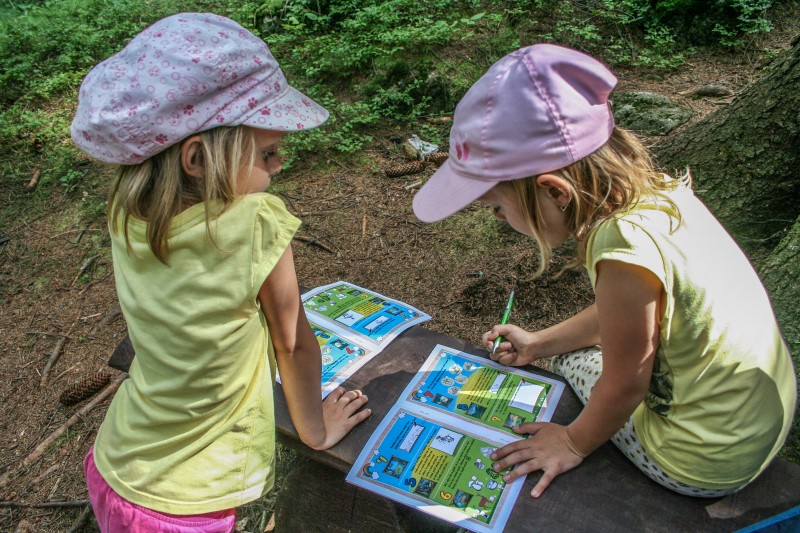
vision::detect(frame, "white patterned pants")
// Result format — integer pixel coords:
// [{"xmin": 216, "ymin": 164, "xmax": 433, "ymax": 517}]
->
[{"xmin": 550, "ymin": 348, "xmax": 741, "ymax": 498}]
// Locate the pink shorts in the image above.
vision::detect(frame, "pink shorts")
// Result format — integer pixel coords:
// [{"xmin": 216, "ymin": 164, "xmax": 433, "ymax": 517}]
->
[{"xmin": 84, "ymin": 447, "xmax": 236, "ymax": 532}]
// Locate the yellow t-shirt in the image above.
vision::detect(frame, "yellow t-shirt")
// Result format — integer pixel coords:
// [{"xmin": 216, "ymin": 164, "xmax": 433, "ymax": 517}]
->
[
  {"xmin": 94, "ymin": 193, "xmax": 300, "ymax": 514},
  {"xmin": 586, "ymin": 185, "xmax": 796, "ymax": 489}
]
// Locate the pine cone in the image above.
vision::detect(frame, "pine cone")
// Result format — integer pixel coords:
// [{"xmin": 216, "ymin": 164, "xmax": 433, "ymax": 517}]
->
[
  {"xmin": 384, "ymin": 160, "xmax": 427, "ymax": 177},
  {"xmin": 59, "ymin": 371, "xmax": 114, "ymax": 406},
  {"xmin": 427, "ymin": 151, "xmax": 449, "ymax": 166}
]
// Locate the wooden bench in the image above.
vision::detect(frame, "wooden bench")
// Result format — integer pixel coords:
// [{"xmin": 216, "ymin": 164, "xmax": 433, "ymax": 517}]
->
[{"xmin": 109, "ymin": 326, "xmax": 800, "ymax": 532}]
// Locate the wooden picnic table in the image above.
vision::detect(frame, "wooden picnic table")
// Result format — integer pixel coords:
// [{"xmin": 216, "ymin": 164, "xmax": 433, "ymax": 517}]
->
[{"xmin": 110, "ymin": 322, "xmax": 800, "ymax": 532}]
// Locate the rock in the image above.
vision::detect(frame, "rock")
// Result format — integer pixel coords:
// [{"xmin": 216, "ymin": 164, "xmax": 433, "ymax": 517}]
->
[
  {"xmin": 613, "ymin": 91, "xmax": 694, "ymax": 136},
  {"xmin": 692, "ymin": 84, "xmax": 734, "ymax": 97}
]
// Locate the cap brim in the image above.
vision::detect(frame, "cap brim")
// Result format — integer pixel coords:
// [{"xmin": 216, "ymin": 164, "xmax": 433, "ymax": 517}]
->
[
  {"xmin": 412, "ymin": 159, "xmax": 497, "ymax": 223},
  {"xmin": 242, "ymin": 85, "xmax": 330, "ymax": 132}
]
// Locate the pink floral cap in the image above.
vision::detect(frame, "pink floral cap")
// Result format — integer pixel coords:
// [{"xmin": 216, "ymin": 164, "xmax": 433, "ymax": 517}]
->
[
  {"xmin": 413, "ymin": 44, "xmax": 617, "ymax": 223},
  {"xmin": 71, "ymin": 13, "xmax": 329, "ymax": 165}
]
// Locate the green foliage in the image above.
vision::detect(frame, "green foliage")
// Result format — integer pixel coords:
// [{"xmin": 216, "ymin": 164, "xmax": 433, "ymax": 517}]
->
[
  {"xmin": 259, "ymin": 0, "xmax": 488, "ymax": 114},
  {"xmin": 0, "ymin": 99, "xmax": 78, "ymax": 189},
  {"xmin": 1, "ymin": 0, "xmax": 145, "ymax": 104},
  {"xmin": 651, "ymin": 0, "xmax": 775, "ymax": 47},
  {"xmin": 0, "ymin": 0, "xmax": 784, "ymax": 229},
  {"xmin": 629, "ymin": 0, "xmax": 775, "ymax": 47}
]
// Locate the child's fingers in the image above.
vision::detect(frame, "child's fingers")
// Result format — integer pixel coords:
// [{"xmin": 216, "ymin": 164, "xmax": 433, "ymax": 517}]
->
[
  {"xmin": 490, "ymin": 438, "xmax": 532, "ymax": 466},
  {"xmin": 481, "ymin": 330, "xmax": 493, "ymax": 349},
  {"xmin": 513, "ymin": 421, "xmax": 544, "ymax": 435},
  {"xmin": 531, "ymin": 469, "xmax": 557, "ymax": 498},
  {"xmin": 502, "ymin": 456, "xmax": 543, "ymax": 483},
  {"xmin": 342, "ymin": 393, "xmax": 369, "ymax": 414},
  {"xmin": 338, "ymin": 389, "xmax": 363, "ymax": 402},
  {"xmin": 324, "ymin": 386, "xmax": 347, "ymax": 403},
  {"xmin": 325, "ymin": 387, "xmax": 362, "ymax": 404},
  {"xmin": 346, "ymin": 404, "xmax": 372, "ymax": 426},
  {"xmin": 494, "ymin": 348, "xmax": 518, "ymax": 365},
  {"xmin": 483, "ymin": 325, "xmax": 511, "ymax": 350}
]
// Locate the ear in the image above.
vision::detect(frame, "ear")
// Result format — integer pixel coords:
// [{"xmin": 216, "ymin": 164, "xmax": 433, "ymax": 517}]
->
[
  {"xmin": 180, "ymin": 135, "xmax": 204, "ymax": 178},
  {"xmin": 535, "ymin": 173, "xmax": 572, "ymax": 209}
]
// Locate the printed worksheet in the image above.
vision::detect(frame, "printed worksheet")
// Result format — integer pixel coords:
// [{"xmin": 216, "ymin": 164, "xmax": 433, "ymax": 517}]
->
[
  {"xmin": 309, "ymin": 320, "xmax": 374, "ymax": 398},
  {"xmin": 401, "ymin": 345, "xmax": 564, "ymax": 434},
  {"xmin": 303, "ymin": 281, "xmax": 430, "ymax": 350},
  {"xmin": 347, "ymin": 345, "xmax": 566, "ymax": 532},
  {"xmin": 347, "ymin": 404, "xmax": 523, "ymax": 533},
  {"xmin": 277, "ymin": 282, "xmax": 431, "ymax": 398}
]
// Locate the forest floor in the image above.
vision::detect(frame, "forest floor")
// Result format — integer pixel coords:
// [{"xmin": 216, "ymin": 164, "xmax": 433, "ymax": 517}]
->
[{"xmin": 1, "ymin": 17, "xmax": 799, "ymax": 532}]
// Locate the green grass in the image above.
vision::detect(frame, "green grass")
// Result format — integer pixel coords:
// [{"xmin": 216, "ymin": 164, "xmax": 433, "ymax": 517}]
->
[{"xmin": 236, "ymin": 443, "xmax": 300, "ymax": 531}]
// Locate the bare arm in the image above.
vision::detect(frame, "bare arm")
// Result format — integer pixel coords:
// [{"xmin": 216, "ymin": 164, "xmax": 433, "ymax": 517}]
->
[
  {"xmin": 259, "ymin": 245, "xmax": 370, "ymax": 450},
  {"xmin": 490, "ymin": 260, "xmax": 662, "ymax": 497},
  {"xmin": 565, "ymin": 260, "xmax": 661, "ymax": 455},
  {"xmin": 483, "ymin": 303, "xmax": 600, "ymax": 366}
]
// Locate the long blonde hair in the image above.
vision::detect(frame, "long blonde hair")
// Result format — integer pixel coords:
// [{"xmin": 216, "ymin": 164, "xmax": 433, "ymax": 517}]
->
[
  {"xmin": 511, "ymin": 127, "xmax": 688, "ymax": 276},
  {"xmin": 108, "ymin": 126, "xmax": 258, "ymax": 263}
]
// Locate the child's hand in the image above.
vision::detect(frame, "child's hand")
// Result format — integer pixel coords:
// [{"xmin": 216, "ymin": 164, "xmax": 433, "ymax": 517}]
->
[
  {"xmin": 482, "ymin": 324, "xmax": 537, "ymax": 366},
  {"xmin": 312, "ymin": 387, "xmax": 370, "ymax": 451},
  {"xmin": 490, "ymin": 422, "xmax": 586, "ymax": 498}
]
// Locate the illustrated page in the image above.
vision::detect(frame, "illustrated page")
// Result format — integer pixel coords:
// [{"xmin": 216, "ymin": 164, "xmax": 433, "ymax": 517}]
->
[
  {"xmin": 302, "ymin": 281, "xmax": 431, "ymax": 350},
  {"xmin": 346, "ymin": 404, "xmax": 523, "ymax": 533},
  {"xmin": 401, "ymin": 345, "xmax": 565, "ymax": 434},
  {"xmin": 347, "ymin": 344, "xmax": 566, "ymax": 532},
  {"xmin": 277, "ymin": 282, "xmax": 431, "ymax": 397},
  {"xmin": 310, "ymin": 320, "xmax": 373, "ymax": 398}
]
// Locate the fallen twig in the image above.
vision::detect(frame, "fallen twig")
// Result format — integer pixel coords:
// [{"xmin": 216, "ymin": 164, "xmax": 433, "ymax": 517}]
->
[
  {"xmin": 293, "ymin": 235, "xmax": 335, "ymax": 254},
  {"xmin": 90, "ymin": 306, "xmax": 122, "ymax": 334},
  {"xmin": 75, "ymin": 223, "xmax": 91, "ymax": 244},
  {"xmin": 40, "ymin": 336, "xmax": 69, "ymax": 387},
  {"xmin": 67, "ymin": 504, "xmax": 93, "ymax": 532},
  {"xmin": 0, "ymin": 500, "xmax": 89, "ymax": 509},
  {"xmin": 26, "ymin": 331, "xmax": 75, "ymax": 339},
  {"xmin": 31, "ymin": 464, "xmax": 59, "ymax": 486},
  {"xmin": 361, "ymin": 213, "xmax": 367, "ymax": 240},
  {"xmin": 0, "ymin": 373, "xmax": 128, "ymax": 490},
  {"xmin": 292, "ymin": 206, "xmax": 352, "ymax": 217},
  {"xmin": 78, "ymin": 272, "xmax": 112, "ymax": 296},
  {"xmin": 403, "ymin": 179, "xmax": 424, "ymax": 190},
  {"xmin": 70, "ymin": 256, "xmax": 97, "ymax": 287}
]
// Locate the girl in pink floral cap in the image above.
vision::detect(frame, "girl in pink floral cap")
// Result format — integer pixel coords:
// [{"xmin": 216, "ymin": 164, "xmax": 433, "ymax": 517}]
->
[
  {"xmin": 414, "ymin": 44, "xmax": 795, "ymax": 501},
  {"xmin": 72, "ymin": 13, "xmax": 370, "ymax": 532}
]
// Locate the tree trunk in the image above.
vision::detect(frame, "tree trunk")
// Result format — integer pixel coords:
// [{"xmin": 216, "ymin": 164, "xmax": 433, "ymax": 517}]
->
[
  {"xmin": 761, "ymin": 214, "xmax": 800, "ymax": 463},
  {"xmin": 654, "ymin": 36, "xmax": 800, "ymax": 255},
  {"xmin": 761, "ymin": 215, "xmax": 800, "ymax": 358}
]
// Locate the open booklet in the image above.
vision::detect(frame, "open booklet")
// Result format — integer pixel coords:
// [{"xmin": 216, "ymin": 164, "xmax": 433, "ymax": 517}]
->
[
  {"xmin": 299, "ymin": 281, "xmax": 431, "ymax": 398},
  {"xmin": 346, "ymin": 344, "xmax": 566, "ymax": 533}
]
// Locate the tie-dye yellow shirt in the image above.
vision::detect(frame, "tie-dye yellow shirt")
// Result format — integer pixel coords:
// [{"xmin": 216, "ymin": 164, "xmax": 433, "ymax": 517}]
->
[
  {"xmin": 586, "ymin": 184, "xmax": 795, "ymax": 489},
  {"xmin": 95, "ymin": 193, "xmax": 300, "ymax": 513}
]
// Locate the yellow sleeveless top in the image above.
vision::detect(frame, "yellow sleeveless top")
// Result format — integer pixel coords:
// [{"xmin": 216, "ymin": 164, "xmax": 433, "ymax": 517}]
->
[{"xmin": 95, "ymin": 193, "xmax": 300, "ymax": 513}]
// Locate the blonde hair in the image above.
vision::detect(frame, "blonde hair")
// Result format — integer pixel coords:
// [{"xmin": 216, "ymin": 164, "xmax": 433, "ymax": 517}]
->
[
  {"xmin": 511, "ymin": 127, "xmax": 688, "ymax": 276},
  {"xmin": 108, "ymin": 126, "xmax": 258, "ymax": 263}
]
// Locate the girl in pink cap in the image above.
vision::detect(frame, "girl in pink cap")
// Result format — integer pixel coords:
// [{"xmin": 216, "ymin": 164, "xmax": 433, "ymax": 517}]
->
[
  {"xmin": 71, "ymin": 13, "xmax": 370, "ymax": 531},
  {"xmin": 413, "ymin": 44, "xmax": 795, "ymax": 500}
]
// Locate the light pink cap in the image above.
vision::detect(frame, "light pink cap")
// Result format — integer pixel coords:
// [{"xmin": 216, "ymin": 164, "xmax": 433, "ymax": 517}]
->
[
  {"xmin": 413, "ymin": 44, "xmax": 617, "ymax": 223},
  {"xmin": 71, "ymin": 13, "xmax": 329, "ymax": 165}
]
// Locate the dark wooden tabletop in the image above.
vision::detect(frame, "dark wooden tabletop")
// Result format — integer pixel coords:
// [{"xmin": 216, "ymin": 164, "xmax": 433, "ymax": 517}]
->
[
  {"xmin": 271, "ymin": 324, "xmax": 800, "ymax": 533},
  {"xmin": 110, "ymin": 323, "xmax": 800, "ymax": 532}
]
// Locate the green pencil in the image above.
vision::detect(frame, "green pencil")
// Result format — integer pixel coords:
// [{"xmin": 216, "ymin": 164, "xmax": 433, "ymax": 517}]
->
[{"xmin": 491, "ymin": 289, "xmax": 515, "ymax": 355}]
